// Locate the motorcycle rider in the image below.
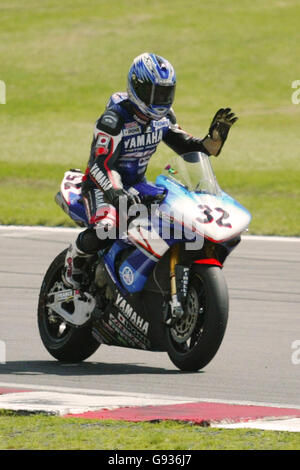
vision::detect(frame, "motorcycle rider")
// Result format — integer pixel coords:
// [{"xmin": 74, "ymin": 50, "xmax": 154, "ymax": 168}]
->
[{"xmin": 63, "ymin": 52, "xmax": 238, "ymax": 289}]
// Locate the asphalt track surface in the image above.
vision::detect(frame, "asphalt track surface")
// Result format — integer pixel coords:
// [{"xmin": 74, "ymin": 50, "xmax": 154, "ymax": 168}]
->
[{"xmin": 0, "ymin": 227, "xmax": 299, "ymax": 408}]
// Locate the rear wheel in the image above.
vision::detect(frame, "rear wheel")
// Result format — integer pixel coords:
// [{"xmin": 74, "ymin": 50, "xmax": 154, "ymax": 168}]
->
[
  {"xmin": 38, "ymin": 249, "xmax": 100, "ymax": 362},
  {"xmin": 167, "ymin": 265, "xmax": 228, "ymax": 371}
]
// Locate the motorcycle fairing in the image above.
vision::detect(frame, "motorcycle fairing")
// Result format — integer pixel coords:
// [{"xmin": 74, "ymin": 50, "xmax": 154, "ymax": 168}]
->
[
  {"xmin": 59, "ymin": 170, "xmax": 88, "ymax": 226},
  {"xmin": 155, "ymin": 174, "xmax": 251, "ymax": 243},
  {"xmin": 92, "ymin": 287, "xmax": 167, "ymax": 352},
  {"xmin": 61, "ymin": 163, "xmax": 251, "ymax": 297}
]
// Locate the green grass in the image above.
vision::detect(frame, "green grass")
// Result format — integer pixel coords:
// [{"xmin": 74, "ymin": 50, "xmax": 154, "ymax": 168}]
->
[
  {"xmin": 0, "ymin": 411, "xmax": 300, "ymax": 450},
  {"xmin": 1, "ymin": 0, "xmax": 300, "ymax": 234}
]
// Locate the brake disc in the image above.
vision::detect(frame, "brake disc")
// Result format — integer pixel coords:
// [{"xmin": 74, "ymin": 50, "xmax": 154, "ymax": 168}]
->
[{"xmin": 170, "ymin": 286, "xmax": 200, "ymax": 343}]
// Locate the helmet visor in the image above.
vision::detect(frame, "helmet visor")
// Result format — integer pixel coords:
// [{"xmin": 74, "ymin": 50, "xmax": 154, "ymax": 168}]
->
[
  {"xmin": 152, "ymin": 84, "xmax": 175, "ymax": 106},
  {"xmin": 132, "ymin": 78, "xmax": 175, "ymax": 106}
]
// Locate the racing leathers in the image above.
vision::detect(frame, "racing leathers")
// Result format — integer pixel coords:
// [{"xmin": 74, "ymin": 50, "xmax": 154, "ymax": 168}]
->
[{"xmin": 63, "ymin": 92, "xmax": 234, "ymax": 288}]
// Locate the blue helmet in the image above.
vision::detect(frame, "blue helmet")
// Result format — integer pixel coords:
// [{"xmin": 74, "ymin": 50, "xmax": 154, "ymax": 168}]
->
[{"xmin": 127, "ymin": 53, "xmax": 176, "ymax": 120}]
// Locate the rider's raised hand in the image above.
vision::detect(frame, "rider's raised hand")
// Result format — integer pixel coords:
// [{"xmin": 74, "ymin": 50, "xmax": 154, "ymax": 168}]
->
[{"xmin": 204, "ymin": 108, "xmax": 238, "ymax": 156}]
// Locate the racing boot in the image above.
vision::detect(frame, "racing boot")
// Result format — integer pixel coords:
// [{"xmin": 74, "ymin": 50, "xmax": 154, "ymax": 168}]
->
[{"xmin": 62, "ymin": 242, "xmax": 92, "ymax": 290}]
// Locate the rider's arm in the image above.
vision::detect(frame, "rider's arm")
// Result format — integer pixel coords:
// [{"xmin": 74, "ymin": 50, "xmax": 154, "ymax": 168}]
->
[
  {"xmin": 163, "ymin": 108, "xmax": 238, "ymax": 157},
  {"xmin": 87, "ymin": 109, "xmax": 139, "ymax": 207},
  {"xmin": 163, "ymin": 121, "xmax": 211, "ymax": 156},
  {"xmin": 87, "ymin": 110, "xmax": 127, "ymax": 205}
]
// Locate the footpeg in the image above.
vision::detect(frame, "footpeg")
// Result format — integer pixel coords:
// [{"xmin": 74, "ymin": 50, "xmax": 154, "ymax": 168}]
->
[{"xmin": 46, "ymin": 289, "xmax": 96, "ymax": 326}]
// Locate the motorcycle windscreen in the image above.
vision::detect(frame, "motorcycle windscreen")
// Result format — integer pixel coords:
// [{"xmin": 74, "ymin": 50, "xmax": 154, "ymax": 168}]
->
[{"xmin": 164, "ymin": 152, "xmax": 221, "ymax": 195}]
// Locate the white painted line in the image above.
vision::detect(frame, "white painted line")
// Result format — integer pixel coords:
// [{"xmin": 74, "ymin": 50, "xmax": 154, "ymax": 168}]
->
[
  {"xmin": 0, "ymin": 226, "xmax": 299, "ymax": 242},
  {"xmin": 0, "ymin": 225, "xmax": 81, "ymax": 234},
  {"xmin": 0, "ymin": 390, "xmax": 195, "ymax": 416},
  {"xmin": 213, "ymin": 418, "xmax": 300, "ymax": 432},
  {"xmin": 242, "ymin": 235, "xmax": 300, "ymax": 242}
]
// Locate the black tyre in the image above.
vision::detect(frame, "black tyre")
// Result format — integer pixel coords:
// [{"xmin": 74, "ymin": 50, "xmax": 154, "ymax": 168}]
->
[
  {"xmin": 167, "ymin": 265, "xmax": 228, "ymax": 371},
  {"xmin": 38, "ymin": 249, "xmax": 100, "ymax": 362}
]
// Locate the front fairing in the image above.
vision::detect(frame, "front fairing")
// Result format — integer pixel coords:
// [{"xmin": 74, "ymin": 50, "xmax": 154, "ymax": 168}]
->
[{"xmin": 155, "ymin": 156, "xmax": 251, "ymax": 243}]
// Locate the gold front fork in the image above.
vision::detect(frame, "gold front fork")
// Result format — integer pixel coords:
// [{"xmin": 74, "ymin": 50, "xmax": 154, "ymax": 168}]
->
[
  {"xmin": 170, "ymin": 243, "xmax": 180, "ymax": 297},
  {"xmin": 168, "ymin": 244, "xmax": 183, "ymax": 323}
]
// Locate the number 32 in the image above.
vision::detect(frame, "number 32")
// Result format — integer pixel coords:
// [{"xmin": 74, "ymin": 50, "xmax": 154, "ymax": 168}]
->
[{"xmin": 197, "ymin": 205, "xmax": 232, "ymax": 228}]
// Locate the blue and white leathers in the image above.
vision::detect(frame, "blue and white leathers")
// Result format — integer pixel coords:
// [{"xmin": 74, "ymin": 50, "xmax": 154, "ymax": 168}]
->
[
  {"xmin": 104, "ymin": 92, "xmax": 171, "ymax": 186},
  {"xmin": 82, "ymin": 91, "xmax": 209, "ymax": 228}
]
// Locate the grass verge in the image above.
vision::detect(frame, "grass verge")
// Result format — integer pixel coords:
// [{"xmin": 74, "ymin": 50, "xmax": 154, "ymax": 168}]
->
[{"xmin": 0, "ymin": 411, "xmax": 300, "ymax": 450}]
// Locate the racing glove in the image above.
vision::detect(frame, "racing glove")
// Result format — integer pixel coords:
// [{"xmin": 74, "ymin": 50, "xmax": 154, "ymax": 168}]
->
[
  {"xmin": 105, "ymin": 187, "xmax": 141, "ymax": 209},
  {"xmin": 204, "ymin": 108, "xmax": 238, "ymax": 156}
]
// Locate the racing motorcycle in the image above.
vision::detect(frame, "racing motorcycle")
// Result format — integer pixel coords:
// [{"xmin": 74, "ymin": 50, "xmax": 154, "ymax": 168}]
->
[{"xmin": 38, "ymin": 151, "xmax": 251, "ymax": 371}]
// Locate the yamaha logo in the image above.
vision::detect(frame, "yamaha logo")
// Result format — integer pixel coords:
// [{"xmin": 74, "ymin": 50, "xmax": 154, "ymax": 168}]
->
[{"xmin": 121, "ymin": 266, "xmax": 134, "ymax": 285}]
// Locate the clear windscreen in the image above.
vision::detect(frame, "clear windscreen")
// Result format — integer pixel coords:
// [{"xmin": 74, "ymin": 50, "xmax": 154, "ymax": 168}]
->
[{"xmin": 164, "ymin": 152, "xmax": 221, "ymax": 196}]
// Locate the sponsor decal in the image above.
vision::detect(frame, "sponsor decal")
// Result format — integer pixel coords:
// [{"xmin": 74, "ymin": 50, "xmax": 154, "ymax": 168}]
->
[
  {"xmin": 115, "ymin": 293, "xmax": 149, "ymax": 335},
  {"xmin": 117, "ymin": 313, "xmax": 151, "ymax": 349},
  {"xmin": 121, "ymin": 266, "xmax": 134, "ymax": 286},
  {"xmin": 152, "ymin": 118, "xmax": 168, "ymax": 130},
  {"xmin": 108, "ymin": 314, "xmax": 130, "ymax": 346},
  {"xmin": 123, "ymin": 122, "xmax": 141, "ymax": 136},
  {"xmin": 108, "ymin": 313, "xmax": 149, "ymax": 349},
  {"xmin": 57, "ymin": 290, "xmax": 73, "ymax": 302},
  {"xmin": 90, "ymin": 164, "xmax": 113, "ymax": 191},
  {"xmin": 94, "ymin": 189, "xmax": 105, "ymax": 206},
  {"xmin": 125, "ymin": 122, "xmax": 139, "ymax": 128},
  {"xmin": 124, "ymin": 130, "xmax": 163, "ymax": 150}
]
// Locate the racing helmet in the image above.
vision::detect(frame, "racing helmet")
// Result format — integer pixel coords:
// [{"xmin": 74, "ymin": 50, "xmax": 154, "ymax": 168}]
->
[{"xmin": 127, "ymin": 53, "xmax": 176, "ymax": 120}]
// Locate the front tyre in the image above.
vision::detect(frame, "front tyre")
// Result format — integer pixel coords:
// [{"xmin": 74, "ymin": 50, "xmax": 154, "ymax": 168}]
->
[
  {"xmin": 38, "ymin": 249, "xmax": 100, "ymax": 363},
  {"xmin": 167, "ymin": 265, "xmax": 228, "ymax": 372}
]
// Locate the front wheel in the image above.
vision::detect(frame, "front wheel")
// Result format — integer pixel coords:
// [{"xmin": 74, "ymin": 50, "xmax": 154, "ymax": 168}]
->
[
  {"xmin": 167, "ymin": 265, "xmax": 228, "ymax": 372},
  {"xmin": 38, "ymin": 249, "xmax": 100, "ymax": 363}
]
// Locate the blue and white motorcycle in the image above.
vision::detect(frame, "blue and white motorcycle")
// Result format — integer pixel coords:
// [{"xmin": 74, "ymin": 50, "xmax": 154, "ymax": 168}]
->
[{"xmin": 38, "ymin": 152, "xmax": 251, "ymax": 371}]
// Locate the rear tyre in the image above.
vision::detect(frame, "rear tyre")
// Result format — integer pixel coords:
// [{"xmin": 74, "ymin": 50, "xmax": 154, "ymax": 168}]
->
[
  {"xmin": 167, "ymin": 265, "xmax": 228, "ymax": 372},
  {"xmin": 38, "ymin": 249, "xmax": 100, "ymax": 363}
]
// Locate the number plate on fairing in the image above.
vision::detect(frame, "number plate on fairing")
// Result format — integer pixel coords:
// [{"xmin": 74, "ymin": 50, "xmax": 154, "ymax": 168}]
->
[
  {"xmin": 166, "ymin": 190, "xmax": 251, "ymax": 243},
  {"xmin": 61, "ymin": 170, "xmax": 84, "ymax": 205},
  {"xmin": 193, "ymin": 191, "xmax": 251, "ymax": 241}
]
